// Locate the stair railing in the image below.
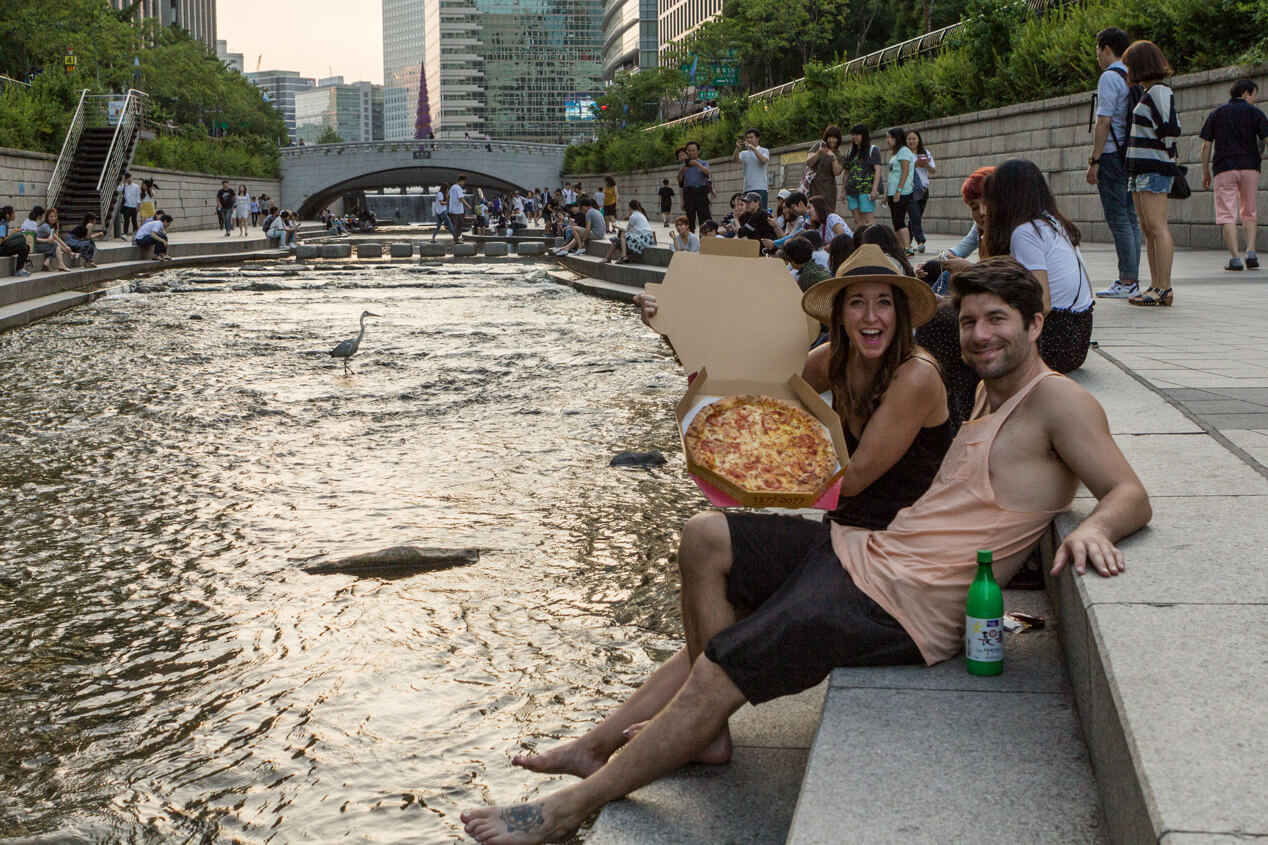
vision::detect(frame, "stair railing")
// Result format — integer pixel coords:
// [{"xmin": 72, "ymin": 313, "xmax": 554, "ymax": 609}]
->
[
  {"xmin": 96, "ymin": 89, "xmax": 149, "ymax": 223},
  {"xmin": 47, "ymin": 89, "xmax": 91, "ymax": 210}
]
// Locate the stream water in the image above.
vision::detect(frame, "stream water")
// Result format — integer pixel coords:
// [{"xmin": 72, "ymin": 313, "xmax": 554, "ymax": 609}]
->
[{"xmin": 0, "ymin": 261, "xmax": 704, "ymax": 843}]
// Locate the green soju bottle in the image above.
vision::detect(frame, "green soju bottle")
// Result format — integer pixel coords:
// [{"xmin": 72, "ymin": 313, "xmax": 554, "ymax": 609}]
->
[{"xmin": 965, "ymin": 549, "xmax": 1004, "ymax": 676}]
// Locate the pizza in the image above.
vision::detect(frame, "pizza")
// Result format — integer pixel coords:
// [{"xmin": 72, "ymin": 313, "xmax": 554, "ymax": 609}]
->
[{"xmin": 683, "ymin": 394, "xmax": 837, "ymax": 494}]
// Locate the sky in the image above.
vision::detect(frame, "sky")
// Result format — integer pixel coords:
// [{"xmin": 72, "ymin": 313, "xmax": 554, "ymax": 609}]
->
[{"xmin": 217, "ymin": 0, "xmax": 384, "ymax": 84}]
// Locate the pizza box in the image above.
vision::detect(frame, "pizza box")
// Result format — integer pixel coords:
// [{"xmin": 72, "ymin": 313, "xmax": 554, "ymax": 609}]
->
[
  {"xmin": 699, "ymin": 236, "xmax": 760, "ymax": 258},
  {"xmin": 646, "ymin": 252, "xmax": 849, "ymax": 509}
]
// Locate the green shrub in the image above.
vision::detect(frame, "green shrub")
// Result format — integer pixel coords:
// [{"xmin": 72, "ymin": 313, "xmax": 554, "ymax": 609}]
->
[{"xmin": 133, "ymin": 132, "xmax": 280, "ymax": 179}]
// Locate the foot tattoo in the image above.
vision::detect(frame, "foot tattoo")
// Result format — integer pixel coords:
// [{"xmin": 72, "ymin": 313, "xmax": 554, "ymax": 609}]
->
[{"xmin": 500, "ymin": 802, "xmax": 545, "ymax": 834}]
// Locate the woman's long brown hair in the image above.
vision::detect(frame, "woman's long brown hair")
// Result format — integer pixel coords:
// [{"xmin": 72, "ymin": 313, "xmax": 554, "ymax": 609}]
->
[{"xmin": 827, "ymin": 283, "xmax": 916, "ymax": 425}]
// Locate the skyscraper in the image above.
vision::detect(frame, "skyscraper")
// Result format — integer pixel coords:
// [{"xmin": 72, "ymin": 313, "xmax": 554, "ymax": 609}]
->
[
  {"xmin": 602, "ymin": 0, "xmax": 658, "ymax": 79},
  {"xmin": 247, "ymin": 70, "xmax": 316, "ymax": 142},
  {"xmin": 295, "ymin": 78, "xmax": 386, "ymax": 144},
  {"xmin": 382, "ymin": 0, "xmax": 428, "ymax": 140},
  {"xmin": 423, "ymin": 0, "xmax": 605, "ymax": 141},
  {"xmin": 110, "ymin": 0, "xmax": 218, "ymax": 50},
  {"xmin": 658, "ymin": 0, "xmax": 722, "ymax": 63}
]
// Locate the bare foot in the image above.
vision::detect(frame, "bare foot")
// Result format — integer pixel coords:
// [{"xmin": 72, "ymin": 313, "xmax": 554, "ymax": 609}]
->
[
  {"xmin": 512, "ymin": 738, "xmax": 607, "ymax": 778},
  {"xmin": 461, "ymin": 797, "xmax": 579, "ymax": 844},
  {"xmin": 621, "ymin": 720, "xmax": 733, "ymax": 765}
]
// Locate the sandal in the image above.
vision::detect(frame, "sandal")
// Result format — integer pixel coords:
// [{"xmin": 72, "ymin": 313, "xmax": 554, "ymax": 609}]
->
[{"xmin": 1129, "ymin": 287, "xmax": 1173, "ymax": 306}]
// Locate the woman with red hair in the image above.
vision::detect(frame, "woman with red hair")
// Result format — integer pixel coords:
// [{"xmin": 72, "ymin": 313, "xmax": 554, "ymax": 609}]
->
[{"xmin": 937, "ymin": 165, "xmax": 994, "ymax": 270}]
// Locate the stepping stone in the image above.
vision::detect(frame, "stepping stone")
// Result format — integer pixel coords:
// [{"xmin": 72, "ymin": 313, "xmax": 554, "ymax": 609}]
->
[
  {"xmin": 295, "ymin": 244, "xmax": 319, "ymax": 259},
  {"xmin": 453, "ymin": 243, "xmax": 477, "ymax": 257},
  {"xmin": 356, "ymin": 242, "xmax": 383, "ymax": 258},
  {"xmin": 319, "ymin": 244, "xmax": 351, "ymax": 258},
  {"xmin": 484, "ymin": 242, "xmax": 509, "ymax": 256},
  {"xmin": 418, "ymin": 242, "xmax": 448, "ymax": 257},
  {"xmin": 389, "ymin": 243, "xmax": 413, "ymax": 258},
  {"xmin": 516, "ymin": 242, "xmax": 545, "ymax": 255}
]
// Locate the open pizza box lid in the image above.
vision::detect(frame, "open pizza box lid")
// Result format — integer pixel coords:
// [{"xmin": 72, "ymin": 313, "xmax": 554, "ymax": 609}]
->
[{"xmin": 646, "ymin": 252, "xmax": 849, "ymax": 509}]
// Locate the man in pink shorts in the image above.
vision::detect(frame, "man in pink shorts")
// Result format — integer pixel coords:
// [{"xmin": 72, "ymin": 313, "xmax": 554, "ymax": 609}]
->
[{"xmin": 1200, "ymin": 78, "xmax": 1268, "ymax": 271}]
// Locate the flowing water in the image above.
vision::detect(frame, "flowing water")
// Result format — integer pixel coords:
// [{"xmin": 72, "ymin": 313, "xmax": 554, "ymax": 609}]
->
[{"xmin": 0, "ymin": 262, "xmax": 705, "ymax": 843}]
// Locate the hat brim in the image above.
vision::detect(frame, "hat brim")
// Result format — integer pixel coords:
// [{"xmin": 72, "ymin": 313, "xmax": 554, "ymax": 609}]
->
[{"xmin": 801, "ymin": 270, "xmax": 939, "ymax": 329}]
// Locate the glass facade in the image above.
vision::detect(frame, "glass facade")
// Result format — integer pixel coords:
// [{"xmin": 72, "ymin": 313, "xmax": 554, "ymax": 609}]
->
[
  {"xmin": 294, "ymin": 81, "xmax": 385, "ymax": 144},
  {"xmin": 382, "ymin": 0, "xmax": 428, "ymax": 139},
  {"xmin": 424, "ymin": 0, "xmax": 604, "ymax": 141},
  {"xmin": 110, "ymin": 0, "xmax": 217, "ymax": 50},
  {"xmin": 247, "ymin": 70, "xmax": 316, "ymax": 142},
  {"xmin": 602, "ymin": 0, "xmax": 657, "ymax": 79}
]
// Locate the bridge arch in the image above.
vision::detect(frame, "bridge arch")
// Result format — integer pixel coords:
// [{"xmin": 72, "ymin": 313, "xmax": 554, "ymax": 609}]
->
[{"xmin": 279, "ymin": 140, "xmax": 567, "ymax": 219}]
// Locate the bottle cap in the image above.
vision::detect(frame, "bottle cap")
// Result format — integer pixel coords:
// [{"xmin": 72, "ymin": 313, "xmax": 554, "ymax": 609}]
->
[{"xmin": 977, "ymin": 549, "xmax": 993, "ymax": 564}]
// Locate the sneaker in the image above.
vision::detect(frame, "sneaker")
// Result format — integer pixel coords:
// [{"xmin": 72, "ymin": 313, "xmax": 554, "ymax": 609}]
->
[
  {"xmin": 1247, "ymin": 253, "xmax": 1259, "ymax": 269},
  {"xmin": 1096, "ymin": 280, "xmax": 1139, "ymax": 298},
  {"xmin": 1226, "ymin": 258, "xmax": 1245, "ymax": 271},
  {"xmin": 16, "ymin": 268, "xmax": 30, "ymax": 277},
  {"xmin": 916, "ymin": 243, "xmax": 926, "ymax": 254}
]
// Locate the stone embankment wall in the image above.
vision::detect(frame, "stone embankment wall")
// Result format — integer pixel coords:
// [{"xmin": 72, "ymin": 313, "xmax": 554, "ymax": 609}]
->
[
  {"xmin": 0, "ymin": 147, "xmax": 282, "ymax": 231},
  {"xmin": 566, "ymin": 62, "xmax": 1268, "ymax": 250}
]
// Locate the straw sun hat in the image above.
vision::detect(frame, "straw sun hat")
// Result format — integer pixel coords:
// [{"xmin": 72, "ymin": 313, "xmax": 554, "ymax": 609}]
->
[{"xmin": 800, "ymin": 244, "xmax": 938, "ymax": 328}]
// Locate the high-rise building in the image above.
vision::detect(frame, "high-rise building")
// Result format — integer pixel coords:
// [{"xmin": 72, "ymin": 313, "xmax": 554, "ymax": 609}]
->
[
  {"xmin": 657, "ymin": 0, "xmax": 722, "ymax": 63},
  {"xmin": 423, "ymin": 0, "xmax": 605, "ymax": 141},
  {"xmin": 602, "ymin": 0, "xmax": 658, "ymax": 79},
  {"xmin": 215, "ymin": 39, "xmax": 243, "ymax": 73},
  {"xmin": 110, "ymin": 0, "xmax": 218, "ymax": 51},
  {"xmin": 247, "ymin": 70, "xmax": 316, "ymax": 141},
  {"xmin": 294, "ymin": 79, "xmax": 385, "ymax": 144},
  {"xmin": 382, "ymin": 0, "xmax": 428, "ymax": 140}
]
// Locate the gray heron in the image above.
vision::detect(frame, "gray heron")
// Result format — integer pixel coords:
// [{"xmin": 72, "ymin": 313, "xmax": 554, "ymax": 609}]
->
[{"xmin": 330, "ymin": 310, "xmax": 381, "ymax": 374}]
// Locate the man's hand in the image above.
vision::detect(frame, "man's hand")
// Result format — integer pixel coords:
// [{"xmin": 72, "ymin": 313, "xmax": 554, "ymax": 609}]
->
[
  {"xmin": 632, "ymin": 292, "xmax": 658, "ymax": 327},
  {"xmin": 1051, "ymin": 523, "xmax": 1126, "ymax": 577},
  {"xmin": 1086, "ymin": 163, "xmax": 1099, "ymax": 185},
  {"xmin": 1202, "ymin": 167, "xmax": 1213, "ymax": 190}
]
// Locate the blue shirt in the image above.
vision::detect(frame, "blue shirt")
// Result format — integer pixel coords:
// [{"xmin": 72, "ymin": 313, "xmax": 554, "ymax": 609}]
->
[
  {"xmin": 888, "ymin": 147, "xmax": 916, "ymax": 196},
  {"xmin": 681, "ymin": 159, "xmax": 710, "ymax": 188},
  {"xmin": 1096, "ymin": 61, "xmax": 1131, "ymax": 153}
]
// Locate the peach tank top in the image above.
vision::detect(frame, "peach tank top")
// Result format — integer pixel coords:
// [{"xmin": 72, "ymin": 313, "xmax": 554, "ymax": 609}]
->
[{"xmin": 831, "ymin": 370, "xmax": 1071, "ymax": 665}]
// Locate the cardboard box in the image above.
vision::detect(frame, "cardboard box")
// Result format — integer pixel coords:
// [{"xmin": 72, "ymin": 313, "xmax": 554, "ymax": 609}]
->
[
  {"xmin": 699, "ymin": 236, "xmax": 760, "ymax": 258},
  {"xmin": 647, "ymin": 252, "xmax": 849, "ymax": 509}
]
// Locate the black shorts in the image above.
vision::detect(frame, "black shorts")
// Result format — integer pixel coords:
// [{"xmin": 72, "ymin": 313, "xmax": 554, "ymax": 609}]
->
[
  {"xmin": 705, "ymin": 513, "xmax": 923, "ymax": 704},
  {"xmin": 888, "ymin": 194, "xmax": 912, "ymax": 231}
]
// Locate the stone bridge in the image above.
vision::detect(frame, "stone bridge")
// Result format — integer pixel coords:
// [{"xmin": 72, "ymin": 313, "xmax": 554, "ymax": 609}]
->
[{"xmin": 279, "ymin": 139, "xmax": 567, "ymax": 218}]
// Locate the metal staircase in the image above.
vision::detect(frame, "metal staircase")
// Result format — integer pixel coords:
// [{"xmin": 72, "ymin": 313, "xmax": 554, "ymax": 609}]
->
[{"xmin": 47, "ymin": 89, "xmax": 149, "ymax": 227}]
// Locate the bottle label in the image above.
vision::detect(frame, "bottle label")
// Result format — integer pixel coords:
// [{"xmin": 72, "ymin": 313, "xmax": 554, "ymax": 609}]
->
[{"xmin": 965, "ymin": 615, "xmax": 1003, "ymax": 662}]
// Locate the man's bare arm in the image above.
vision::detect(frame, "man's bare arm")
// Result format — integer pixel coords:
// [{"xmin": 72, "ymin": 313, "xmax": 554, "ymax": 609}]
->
[{"xmin": 1044, "ymin": 382, "xmax": 1152, "ymax": 576}]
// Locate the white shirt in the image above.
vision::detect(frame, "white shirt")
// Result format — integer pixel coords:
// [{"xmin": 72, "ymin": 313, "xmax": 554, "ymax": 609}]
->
[
  {"xmin": 812, "ymin": 249, "xmax": 830, "ymax": 270},
  {"xmin": 739, "ymin": 146, "xmax": 770, "ymax": 191},
  {"xmin": 512, "ymin": 196, "xmax": 524, "ymax": 214},
  {"xmin": 433, "ymin": 190, "xmax": 445, "ymax": 215},
  {"xmin": 593, "ymin": 190, "xmax": 605, "ymax": 208},
  {"xmin": 447, "ymin": 184, "xmax": 466, "ymax": 214},
  {"xmin": 562, "ymin": 188, "xmax": 576, "ymax": 204},
  {"xmin": 819, "ymin": 212, "xmax": 851, "ymax": 242},
  {"xmin": 135, "ymin": 219, "xmax": 165, "ymax": 240},
  {"xmin": 1010, "ymin": 217, "xmax": 1093, "ymax": 311},
  {"xmin": 626, "ymin": 210, "xmax": 653, "ymax": 235},
  {"xmin": 117, "ymin": 181, "xmax": 142, "ymax": 207}
]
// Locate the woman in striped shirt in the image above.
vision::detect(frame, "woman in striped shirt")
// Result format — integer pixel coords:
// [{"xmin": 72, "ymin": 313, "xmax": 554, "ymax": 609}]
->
[{"xmin": 1124, "ymin": 40, "xmax": 1182, "ymax": 306}]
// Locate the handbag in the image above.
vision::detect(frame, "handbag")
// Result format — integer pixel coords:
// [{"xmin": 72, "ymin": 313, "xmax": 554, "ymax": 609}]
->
[
  {"xmin": 1169, "ymin": 163, "xmax": 1191, "ymax": 200},
  {"xmin": 798, "ymin": 141, "xmax": 821, "ymax": 195}
]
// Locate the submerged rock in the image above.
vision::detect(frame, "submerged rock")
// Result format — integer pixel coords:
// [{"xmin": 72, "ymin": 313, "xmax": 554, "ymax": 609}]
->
[
  {"xmin": 609, "ymin": 450, "xmax": 667, "ymax": 467},
  {"xmin": 302, "ymin": 546, "xmax": 480, "ymax": 577}
]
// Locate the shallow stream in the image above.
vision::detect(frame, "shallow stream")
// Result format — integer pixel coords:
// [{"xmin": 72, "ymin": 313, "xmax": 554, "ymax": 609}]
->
[{"xmin": 0, "ymin": 262, "xmax": 703, "ymax": 843}]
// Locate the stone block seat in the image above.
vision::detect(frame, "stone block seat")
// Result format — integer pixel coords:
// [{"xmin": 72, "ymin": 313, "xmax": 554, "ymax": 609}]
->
[
  {"xmin": 418, "ymin": 242, "xmax": 448, "ymax": 258},
  {"xmin": 452, "ymin": 242, "xmax": 478, "ymax": 257},
  {"xmin": 483, "ymin": 241, "xmax": 509, "ymax": 256},
  {"xmin": 553, "ymin": 240, "xmax": 671, "ymax": 300}
]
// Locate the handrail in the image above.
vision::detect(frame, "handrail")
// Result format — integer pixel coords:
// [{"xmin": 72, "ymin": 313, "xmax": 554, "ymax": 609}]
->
[
  {"xmin": 280, "ymin": 139, "xmax": 568, "ymax": 157},
  {"xmin": 97, "ymin": 89, "xmax": 148, "ymax": 222},
  {"xmin": 48, "ymin": 89, "xmax": 91, "ymax": 209}
]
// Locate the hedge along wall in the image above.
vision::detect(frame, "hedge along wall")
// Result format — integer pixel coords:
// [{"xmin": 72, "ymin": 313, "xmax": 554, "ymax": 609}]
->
[
  {"xmin": 566, "ymin": 62, "xmax": 1268, "ymax": 250},
  {"xmin": 0, "ymin": 147, "xmax": 281, "ymax": 232}
]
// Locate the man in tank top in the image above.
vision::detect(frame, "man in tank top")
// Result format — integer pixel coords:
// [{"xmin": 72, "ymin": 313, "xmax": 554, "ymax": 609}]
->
[{"xmin": 461, "ymin": 257, "xmax": 1153, "ymax": 845}]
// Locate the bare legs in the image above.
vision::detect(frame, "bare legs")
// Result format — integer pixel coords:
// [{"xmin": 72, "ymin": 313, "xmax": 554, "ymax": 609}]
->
[
  {"xmin": 503, "ymin": 511, "xmax": 738, "ymax": 785},
  {"xmin": 1222, "ymin": 220, "xmax": 1258, "ymax": 261},
  {"xmin": 1134, "ymin": 190, "xmax": 1174, "ymax": 297}
]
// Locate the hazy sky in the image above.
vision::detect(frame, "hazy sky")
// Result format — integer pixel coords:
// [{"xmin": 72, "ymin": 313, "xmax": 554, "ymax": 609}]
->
[{"xmin": 217, "ymin": 0, "xmax": 385, "ymax": 84}]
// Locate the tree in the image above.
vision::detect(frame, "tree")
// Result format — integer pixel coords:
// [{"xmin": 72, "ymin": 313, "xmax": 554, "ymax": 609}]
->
[
  {"xmin": 593, "ymin": 66, "xmax": 688, "ymax": 129},
  {"xmin": 317, "ymin": 125, "xmax": 344, "ymax": 145}
]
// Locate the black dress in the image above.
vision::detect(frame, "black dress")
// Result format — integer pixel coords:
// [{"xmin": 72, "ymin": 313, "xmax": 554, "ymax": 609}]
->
[{"xmin": 827, "ymin": 418, "xmax": 952, "ymax": 531}]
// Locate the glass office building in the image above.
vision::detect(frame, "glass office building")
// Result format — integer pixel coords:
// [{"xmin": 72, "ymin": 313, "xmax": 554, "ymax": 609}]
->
[
  {"xmin": 423, "ymin": 0, "xmax": 604, "ymax": 141},
  {"xmin": 110, "ymin": 0, "xmax": 217, "ymax": 50},
  {"xmin": 383, "ymin": 0, "xmax": 428, "ymax": 139},
  {"xmin": 294, "ymin": 79, "xmax": 385, "ymax": 145},
  {"xmin": 602, "ymin": 0, "xmax": 658, "ymax": 79},
  {"xmin": 658, "ymin": 0, "xmax": 722, "ymax": 63},
  {"xmin": 247, "ymin": 70, "xmax": 316, "ymax": 142}
]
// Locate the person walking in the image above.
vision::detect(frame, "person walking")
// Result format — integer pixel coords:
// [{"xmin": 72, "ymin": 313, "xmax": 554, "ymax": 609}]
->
[
  {"xmin": 250, "ymin": 196, "xmax": 260, "ymax": 226},
  {"xmin": 807, "ymin": 125, "xmax": 845, "ymax": 214},
  {"xmin": 885, "ymin": 128, "xmax": 918, "ymax": 251},
  {"xmin": 1199, "ymin": 78, "xmax": 1268, "ymax": 270},
  {"xmin": 139, "ymin": 180, "xmax": 157, "ymax": 222},
  {"xmin": 602, "ymin": 176, "xmax": 619, "ymax": 230},
  {"xmin": 906, "ymin": 130, "xmax": 936, "ymax": 255},
  {"xmin": 234, "ymin": 185, "xmax": 251, "ymax": 236},
  {"xmin": 114, "ymin": 172, "xmax": 141, "ymax": 239},
  {"xmin": 1086, "ymin": 28, "xmax": 1144, "ymax": 298},
  {"xmin": 678, "ymin": 141, "xmax": 712, "ymax": 231},
  {"xmin": 448, "ymin": 175, "xmax": 472, "ymax": 242},
  {"xmin": 215, "ymin": 180, "xmax": 235, "ymax": 236},
  {"xmin": 658, "ymin": 179, "xmax": 675, "ymax": 227},
  {"xmin": 432, "ymin": 183, "xmax": 458, "ymax": 241},
  {"xmin": 733, "ymin": 128, "xmax": 770, "ymax": 209},
  {"xmin": 1124, "ymin": 40, "xmax": 1181, "ymax": 307},
  {"xmin": 842, "ymin": 124, "xmax": 882, "ymax": 230}
]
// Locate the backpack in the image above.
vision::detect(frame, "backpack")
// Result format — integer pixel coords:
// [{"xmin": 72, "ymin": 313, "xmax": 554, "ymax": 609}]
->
[{"xmin": 1102, "ymin": 66, "xmax": 1144, "ymax": 161}]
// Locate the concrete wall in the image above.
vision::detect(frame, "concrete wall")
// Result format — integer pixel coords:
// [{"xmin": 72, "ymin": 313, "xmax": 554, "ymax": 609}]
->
[
  {"xmin": 566, "ymin": 62, "xmax": 1268, "ymax": 249},
  {"xmin": 0, "ymin": 147, "xmax": 282, "ymax": 231}
]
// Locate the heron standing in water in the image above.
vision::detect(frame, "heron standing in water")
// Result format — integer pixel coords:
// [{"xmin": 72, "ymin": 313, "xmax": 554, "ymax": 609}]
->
[{"xmin": 330, "ymin": 310, "xmax": 381, "ymax": 374}]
